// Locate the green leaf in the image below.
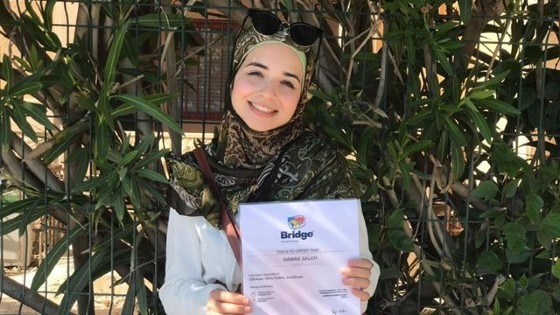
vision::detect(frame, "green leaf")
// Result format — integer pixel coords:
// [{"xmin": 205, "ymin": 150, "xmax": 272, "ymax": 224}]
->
[
  {"xmin": 9, "ymin": 81, "xmax": 42, "ymax": 98},
  {"xmin": 356, "ymin": 127, "xmax": 378, "ymax": 165},
  {"xmin": 43, "ymin": 0, "xmax": 57, "ymax": 31},
  {"xmin": 1, "ymin": 114, "xmax": 10, "ymax": 151},
  {"xmin": 144, "ymin": 93, "xmax": 176, "ymax": 105},
  {"xmin": 135, "ymin": 267, "xmax": 148, "ymax": 315},
  {"xmin": 10, "ymin": 105, "xmax": 38, "ymax": 142},
  {"xmin": 465, "ymin": 100, "xmax": 492, "ymax": 143},
  {"xmin": 536, "ymin": 230, "xmax": 554, "ymax": 250},
  {"xmin": 137, "ymin": 150, "xmax": 168, "ymax": 168},
  {"xmin": 402, "ymin": 140, "xmax": 432, "ymax": 157},
  {"xmin": 135, "ymin": 168, "xmax": 168, "ymax": 183},
  {"xmin": 106, "ymin": 150, "xmax": 122, "ymax": 164},
  {"xmin": 472, "ymin": 70, "xmax": 511, "ymax": 91},
  {"xmin": 1, "ymin": 207, "xmax": 44, "ymax": 236},
  {"xmin": 387, "ymin": 208, "xmax": 405, "ymax": 229},
  {"xmin": 104, "ymin": 21, "xmax": 130, "ymax": 87},
  {"xmin": 121, "ymin": 175, "xmax": 134, "ymax": 196},
  {"xmin": 122, "ymin": 284, "xmax": 136, "ymax": 315},
  {"xmin": 476, "ymin": 250, "xmax": 503, "ymax": 275},
  {"xmin": 113, "ymin": 198, "xmax": 126, "ymax": 222},
  {"xmin": 469, "ymin": 90, "xmax": 495, "ymax": 100},
  {"xmin": 118, "ymin": 168, "xmax": 129, "ymax": 181},
  {"xmin": 552, "ymin": 260, "xmax": 560, "ymax": 280},
  {"xmin": 57, "ymin": 248, "xmax": 130, "ymax": 315},
  {"xmin": 450, "ymin": 142, "xmax": 465, "ymax": 181},
  {"xmin": 492, "ymin": 142, "xmax": 528, "ymax": 176},
  {"xmin": 524, "ymin": 193, "xmax": 543, "ymax": 223},
  {"xmin": 459, "ymin": 0, "xmax": 472, "ymax": 23},
  {"xmin": 436, "ymin": 129, "xmax": 449, "ymax": 162},
  {"xmin": 431, "ymin": 42, "xmax": 453, "ymax": 75},
  {"xmin": 31, "ymin": 225, "xmax": 86, "ymax": 290},
  {"xmin": 2, "ymin": 55, "xmax": 13, "ymax": 92},
  {"xmin": 493, "ymin": 298, "xmax": 500, "ymax": 315},
  {"xmin": 112, "ymin": 103, "xmax": 137, "ymax": 117},
  {"xmin": 397, "ymin": 160, "xmax": 412, "ymax": 190},
  {"xmin": 517, "ymin": 290, "xmax": 552, "ymax": 315},
  {"xmin": 2, "ymin": 212, "xmax": 40, "ymax": 237},
  {"xmin": 498, "ymin": 278, "xmax": 516, "ymax": 301},
  {"xmin": 0, "ymin": 198, "xmax": 39, "ymax": 219},
  {"xmin": 443, "ymin": 116, "xmax": 467, "ymax": 146},
  {"xmin": 542, "ymin": 212, "xmax": 560, "ymax": 237},
  {"xmin": 472, "ymin": 181, "xmax": 499, "ymax": 201},
  {"xmin": 479, "ymin": 208, "xmax": 504, "ymax": 219},
  {"xmin": 503, "ymin": 223, "xmax": 531, "ymax": 263},
  {"xmin": 475, "ymin": 98, "xmax": 521, "ymax": 115},
  {"xmin": 406, "ymin": 107, "xmax": 432, "ymax": 126},
  {"xmin": 134, "ymin": 13, "xmax": 187, "ymax": 29},
  {"xmin": 112, "ymin": 94, "xmax": 182, "ymax": 134},
  {"xmin": 95, "ymin": 121, "xmax": 110, "ymax": 160},
  {"xmin": 502, "ymin": 179, "xmax": 519, "ymax": 199},
  {"xmin": 20, "ymin": 102, "xmax": 57, "ymax": 131},
  {"xmin": 65, "ymin": 148, "xmax": 91, "ymax": 188},
  {"xmin": 387, "ymin": 229, "xmax": 414, "ymax": 252},
  {"xmin": 121, "ymin": 150, "xmax": 139, "ymax": 167},
  {"xmin": 72, "ymin": 175, "xmax": 107, "ymax": 193},
  {"xmin": 97, "ymin": 86, "xmax": 112, "ymax": 128},
  {"xmin": 517, "ymin": 292, "xmax": 538, "ymax": 314},
  {"xmin": 43, "ymin": 131, "xmax": 81, "ymax": 164}
]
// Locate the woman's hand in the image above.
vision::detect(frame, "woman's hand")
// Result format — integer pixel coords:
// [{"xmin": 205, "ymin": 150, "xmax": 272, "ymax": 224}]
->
[
  {"xmin": 206, "ymin": 289, "xmax": 252, "ymax": 315},
  {"xmin": 341, "ymin": 258, "xmax": 374, "ymax": 301}
]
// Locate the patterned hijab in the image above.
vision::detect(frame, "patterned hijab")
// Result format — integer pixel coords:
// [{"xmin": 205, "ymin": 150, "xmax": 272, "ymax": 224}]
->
[
  {"xmin": 167, "ymin": 10, "xmax": 357, "ymax": 228},
  {"xmin": 216, "ymin": 20, "xmax": 317, "ymax": 169}
]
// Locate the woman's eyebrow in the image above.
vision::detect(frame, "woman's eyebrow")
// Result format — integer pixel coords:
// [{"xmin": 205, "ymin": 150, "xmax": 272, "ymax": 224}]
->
[
  {"xmin": 246, "ymin": 62, "xmax": 301, "ymax": 83},
  {"xmin": 283, "ymin": 71, "xmax": 301, "ymax": 83},
  {"xmin": 247, "ymin": 61, "xmax": 267, "ymax": 70}
]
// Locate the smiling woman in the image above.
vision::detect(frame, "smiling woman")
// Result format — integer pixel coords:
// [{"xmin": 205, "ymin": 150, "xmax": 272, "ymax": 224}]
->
[
  {"xmin": 231, "ymin": 43, "xmax": 304, "ymax": 132},
  {"xmin": 160, "ymin": 8, "xmax": 380, "ymax": 315}
]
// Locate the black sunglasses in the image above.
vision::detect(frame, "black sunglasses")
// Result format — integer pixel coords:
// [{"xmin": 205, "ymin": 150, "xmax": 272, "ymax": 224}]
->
[{"xmin": 247, "ymin": 9, "xmax": 323, "ymax": 47}]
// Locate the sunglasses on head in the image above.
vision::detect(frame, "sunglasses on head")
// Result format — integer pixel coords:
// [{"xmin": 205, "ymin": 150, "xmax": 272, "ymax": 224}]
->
[{"xmin": 247, "ymin": 9, "xmax": 323, "ymax": 47}]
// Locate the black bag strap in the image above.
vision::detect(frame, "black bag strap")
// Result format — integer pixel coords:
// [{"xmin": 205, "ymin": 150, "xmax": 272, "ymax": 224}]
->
[{"xmin": 193, "ymin": 147, "xmax": 242, "ymax": 268}]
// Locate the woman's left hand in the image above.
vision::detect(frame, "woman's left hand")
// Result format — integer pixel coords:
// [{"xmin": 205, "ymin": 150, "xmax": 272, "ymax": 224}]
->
[{"xmin": 341, "ymin": 258, "xmax": 374, "ymax": 301}]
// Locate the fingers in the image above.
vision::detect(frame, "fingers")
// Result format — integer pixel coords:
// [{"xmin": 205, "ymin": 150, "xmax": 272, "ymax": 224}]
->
[
  {"xmin": 206, "ymin": 289, "xmax": 252, "ymax": 315},
  {"xmin": 350, "ymin": 287, "xmax": 371, "ymax": 301},
  {"xmin": 347, "ymin": 258, "xmax": 374, "ymax": 270},
  {"xmin": 341, "ymin": 258, "xmax": 373, "ymax": 282},
  {"xmin": 341, "ymin": 258, "xmax": 375, "ymax": 301}
]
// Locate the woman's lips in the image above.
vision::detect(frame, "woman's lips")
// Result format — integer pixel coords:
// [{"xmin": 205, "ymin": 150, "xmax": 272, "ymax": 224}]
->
[{"xmin": 249, "ymin": 101, "xmax": 276, "ymax": 116}]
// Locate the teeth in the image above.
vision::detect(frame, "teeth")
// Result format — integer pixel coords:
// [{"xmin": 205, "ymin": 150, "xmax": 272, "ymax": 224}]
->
[{"xmin": 251, "ymin": 102, "xmax": 274, "ymax": 113}]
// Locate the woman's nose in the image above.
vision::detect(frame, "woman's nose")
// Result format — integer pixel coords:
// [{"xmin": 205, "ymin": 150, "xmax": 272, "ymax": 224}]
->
[{"xmin": 257, "ymin": 80, "xmax": 277, "ymax": 97}]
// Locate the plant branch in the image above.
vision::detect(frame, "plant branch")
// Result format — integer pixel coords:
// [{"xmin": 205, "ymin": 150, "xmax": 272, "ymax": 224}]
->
[
  {"xmin": 11, "ymin": 133, "xmax": 65, "ymax": 194},
  {"xmin": 0, "ymin": 275, "xmax": 72, "ymax": 315}
]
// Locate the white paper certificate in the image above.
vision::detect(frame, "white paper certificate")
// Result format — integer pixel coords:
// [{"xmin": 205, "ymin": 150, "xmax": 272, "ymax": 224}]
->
[{"xmin": 240, "ymin": 199, "xmax": 361, "ymax": 315}]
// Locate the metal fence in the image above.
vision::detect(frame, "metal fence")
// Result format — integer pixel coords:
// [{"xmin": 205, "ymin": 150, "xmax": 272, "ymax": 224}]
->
[{"xmin": 1, "ymin": 0, "xmax": 559, "ymax": 314}]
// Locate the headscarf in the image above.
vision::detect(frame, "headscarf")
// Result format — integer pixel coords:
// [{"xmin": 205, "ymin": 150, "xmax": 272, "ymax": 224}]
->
[
  {"xmin": 167, "ymin": 10, "xmax": 358, "ymax": 228},
  {"xmin": 216, "ymin": 22, "xmax": 317, "ymax": 169}
]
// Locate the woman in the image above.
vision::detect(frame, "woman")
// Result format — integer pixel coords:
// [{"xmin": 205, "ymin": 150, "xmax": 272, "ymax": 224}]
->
[{"xmin": 160, "ymin": 8, "xmax": 380, "ymax": 315}]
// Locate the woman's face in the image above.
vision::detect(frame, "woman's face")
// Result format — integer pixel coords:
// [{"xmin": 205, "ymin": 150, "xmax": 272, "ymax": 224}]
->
[{"xmin": 231, "ymin": 43, "xmax": 304, "ymax": 132}]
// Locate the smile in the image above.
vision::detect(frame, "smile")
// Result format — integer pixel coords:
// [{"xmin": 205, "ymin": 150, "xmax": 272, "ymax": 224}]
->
[{"xmin": 249, "ymin": 101, "xmax": 276, "ymax": 114}]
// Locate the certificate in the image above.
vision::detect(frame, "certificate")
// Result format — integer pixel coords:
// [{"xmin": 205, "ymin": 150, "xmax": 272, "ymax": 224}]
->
[{"xmin": 240, "ymin": 199, "xmax": 361, "ymax": 315}]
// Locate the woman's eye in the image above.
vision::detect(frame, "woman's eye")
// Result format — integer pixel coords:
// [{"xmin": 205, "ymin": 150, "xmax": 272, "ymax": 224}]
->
[
  {"xmin": 281, "ymin": 80, "xmax": 296, "ymax": 89},
  {"xmin": 247, "ymin": 71, "xmax": 263, "ymax": 77}
]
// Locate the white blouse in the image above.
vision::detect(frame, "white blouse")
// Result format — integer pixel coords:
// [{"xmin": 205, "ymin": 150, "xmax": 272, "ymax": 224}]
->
[{"xmin": 159, "ymin": 208, "xmax": 380, "ymax": 315}]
